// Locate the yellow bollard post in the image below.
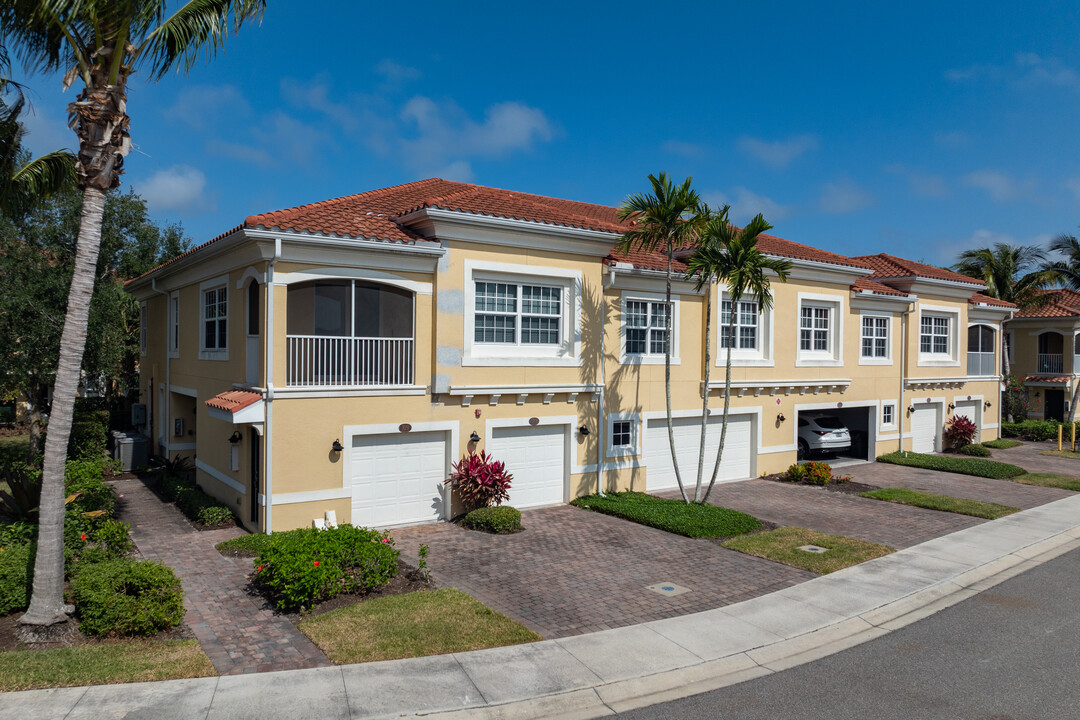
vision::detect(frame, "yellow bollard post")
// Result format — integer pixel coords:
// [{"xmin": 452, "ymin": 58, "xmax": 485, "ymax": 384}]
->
[
  {"xmin": 1072, "ymin": 423, "xmax": 1076, "ymax": 452},
  {"xmin": 1058, "ymin": 424, "xmax": 1063, "ymax": 452}
]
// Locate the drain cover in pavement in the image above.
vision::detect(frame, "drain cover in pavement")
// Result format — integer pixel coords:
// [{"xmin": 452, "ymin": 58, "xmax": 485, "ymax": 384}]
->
[
  {"xmin": 646, "ymin": 582, "xmax": 691, "ymax": 597},
  {"xmin": 797, "ymin": 544, "xmax": 828, "ymax": 554}
]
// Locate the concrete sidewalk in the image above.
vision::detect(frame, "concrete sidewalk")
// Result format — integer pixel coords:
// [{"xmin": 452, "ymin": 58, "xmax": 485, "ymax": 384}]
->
[{"xmin": 4, "ymin": 493, "xmax": 1080, "ymax": 720}]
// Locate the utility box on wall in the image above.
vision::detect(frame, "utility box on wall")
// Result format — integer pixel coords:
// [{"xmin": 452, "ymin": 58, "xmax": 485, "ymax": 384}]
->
[{"xmin": 131, "ymin": 403, "xmax": 146, "ymax": 426}]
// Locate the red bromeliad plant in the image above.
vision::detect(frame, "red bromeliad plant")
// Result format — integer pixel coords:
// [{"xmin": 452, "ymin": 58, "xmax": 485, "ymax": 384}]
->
[
  {"xmin": 445, "ymin": 451, "xmax": 513, "ymax": 511},
  {"xmin": 944, "ymin": 415, "xmax": 978, "ymax": 449}
]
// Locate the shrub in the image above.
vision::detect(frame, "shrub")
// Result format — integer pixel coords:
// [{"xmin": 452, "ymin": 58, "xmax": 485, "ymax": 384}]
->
[
  {"xmin": 445, "ymin": 451, "xmax": 513, "ymax": 511},
  {"xmin": 65, "ymin": 460, "xmax": 115, "ymax": 516},
  {"xmin": 944, "ymin": 415, "xmax": 978, "ymax": 449},
  {"xmin": 68, "ymin": 420, "xmax": 108, "ymax": 461},
  {"xmin": 72, "ymin": 559, "xmax": 184, "ymax": 636},
  {"xmin": 0, "ymin": 542, "xmax": 32, "ymax": 614},
  {"xmin": 173, "ymin": 486, "xmax": 232, "ymax": 526},
  {"xmin": 1003, "ymin": 375, "xmax": 1029, "ymax": 421},
  {"xmin": 959, "ymin": 443, "xmax": 992, "ymax": 457},
  {"xmin": 0, "ymin": 462, "xmax": 41, "ymax": 521},
  {"xmin": 253, "ymin": 525, "xmax": 399, "ymax": 610},
  {"xmin": 983, "ymin": 438, "xmax": 1022, "ymax": 450},
  {"xmin": 1001, "ymin": 420, "xmax": 1075, "ymax": 442},
  {"xmin": 159, "ymin": 474, "xmax": 192, "ymax": 502},
  {"xmin": 0, "ymin": 521, "xmax": 35, "ymax": 546},
  {"xmin": 461, "ymin": 506, "xmax": 522, "ymax": 534},
  {"xmin": 196, "ymin": 505, "xmax": 233, "ymax": 527},
  {"xmin": 780, "ymin": 461, "xmax": 846, "ymax": 485},
  {"xmin": 877, "ymin": 451, "xmax": 1026, "ymax": 479},
  {"xmin": 95, "ymin": 519, "xmax": 132, "ymax": 558}
]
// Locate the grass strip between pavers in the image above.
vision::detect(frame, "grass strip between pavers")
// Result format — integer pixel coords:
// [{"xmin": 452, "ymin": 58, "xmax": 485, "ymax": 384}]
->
[
  {"xmin": 982, "ymin": 438, "xmax": 1023, "ymax": 450},
  {"xmin": 216, "ymin": 533, "xmax": 272, "ymax": 557},
  {"xmin": 877, "ymin": 451, "xmax": 1026, "ymax": 479},
  {"xmin": 1012, "ymin": 473, "xmax": 1080, "ymax": 492},
  {"xmin": 860, "ymin": 488, "xmax": 1020, "ymax": 519},
  {"xmin": 722, "ymin": 527, "xmax": 894, "ymax": 574},
  {"xmin": 570, "ymin": 491, "xmax": 761, "ymax": 538},
  {"xmin": 298, "ymin": 588, "xmax": 541, "ymax": 664},
  {"xmin": 1039, "ymin": 449, "xmax": 1080, "ymax": 460},
  {"xmin": 0, "ymin": 639, "xmax": 215, "ymax": 692}
]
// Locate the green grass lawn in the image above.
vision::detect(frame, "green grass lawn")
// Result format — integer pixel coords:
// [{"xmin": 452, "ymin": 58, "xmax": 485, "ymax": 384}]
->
[
  {"xmin": 215, "ymin": 533, "xmax": 272, "ymax": 557},
  {"xmin": 982, "ymin": 438, "xmax": 1023, "ymax": 450},
  {"xmin": 721, "ymin": 527, "xmax": 893, "ymax": 574},
  {"xmin": 1012, "ymin": 473, "xmax": 1080, "ymax": 492},
  {"xmin": 0, "ymin": 434, "xmax": 28, "ymax": 450},
  {"xmin": 298, "ymin": 588, "xmax": 541, "ymax": 664},
  {"xmin": 860, "ymin": 488, "xmax": 1019, "ymax": 519},
  {"xmin": 1039, "ymin": 449, "xmax": 1080, "ymax": 459},
  {"xmin": 570, "ymin": 491, "xmax": 761, "ymax": 538},
  {"xmin": 876, "ymin": 451, "xmax": 1026, "ymax": 479},
  {"xmin": 0, "ymin": 639, "xmax": 215, "ymax": 691}
]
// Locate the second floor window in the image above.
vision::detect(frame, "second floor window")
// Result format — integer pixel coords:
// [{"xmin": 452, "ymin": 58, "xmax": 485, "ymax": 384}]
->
[
  {"xmin": 625, "ymin": 300, "xmax": 670, "ymax": 355},
  {"xmin": 920, "ymin": 315, "xmax": 950, "ymax": 354},
  {"xmin": 202, "ymin": 287, "xmax": 227, "ymax": 351},
  {"xmin": 800, "ymin": 305, "xmax": 831, "ymax": 352},
  {"xmin": 474, "ymin": 281, "xmax": 561, "ymax": 345},
  {"xmin": 861, "ymin": 316, "xmax": 888, "ymax": 358},
  {"xmin": 721, "ymin": 300, "xmax": 758, "ymax": 350}
]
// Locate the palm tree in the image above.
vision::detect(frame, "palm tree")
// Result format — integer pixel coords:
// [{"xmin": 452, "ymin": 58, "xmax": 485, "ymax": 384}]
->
[
  {"xmin": 1045, "ymin": 232, "xmax": 1080, "ymax": 427},
  {"xmin": 617, "ymin": 173, "xmax": 705, "ymax": 503},
  {"xmin": 2, "ymin": 0, "xmax": 265, "ymax": 628},
  {"xmin": 687, "ymin": 208, "xmax": 790, "ymax": 504},
  {"xmin": 951, "ymin": 242, "xmax": 1055, "ymax": 380}
]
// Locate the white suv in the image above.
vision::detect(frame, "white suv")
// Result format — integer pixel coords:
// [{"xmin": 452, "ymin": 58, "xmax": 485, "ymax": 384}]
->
[{"xmin": 797, "ymin": 415, "xmax": 852, "ymax": 460}]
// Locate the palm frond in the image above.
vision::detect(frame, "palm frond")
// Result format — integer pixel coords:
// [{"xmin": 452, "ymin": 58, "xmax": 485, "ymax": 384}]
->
[
  {"xmin": 1, "ymin": 149, "xmax": 77, "ymax": 217},
  {"xmin": 140, "ymin": 0, "xmax": 264, "ymax": 80}
]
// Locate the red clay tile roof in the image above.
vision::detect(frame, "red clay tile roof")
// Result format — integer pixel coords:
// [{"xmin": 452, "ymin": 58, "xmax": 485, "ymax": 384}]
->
[
  {"xmin": 969, "ymin": 292, "xmax": 1017, "ymax": 308},
  {"xmin": 1024, "ymin": 375, "xmax": 1070, "ymax": 384},
  {"xmin": 1015, "ymin": 288, "xmax": 1080, "ymax": 318},
  {"xmin": 852, "ymin": 253, "xmax": 985, "ymax": 287},
  {"xmin": 851, "ymin": 277, "xmax": 911, "ymax": 297},
  {"xmin": 205, "ymin": 390, "xmax": 263, "ymax": 413}
]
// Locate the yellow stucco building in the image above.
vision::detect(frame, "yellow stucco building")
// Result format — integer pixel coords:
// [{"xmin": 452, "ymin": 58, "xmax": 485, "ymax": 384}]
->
[{"xmin": 127, "ymin": 179, "xmax": 1015, "ymax": 532}]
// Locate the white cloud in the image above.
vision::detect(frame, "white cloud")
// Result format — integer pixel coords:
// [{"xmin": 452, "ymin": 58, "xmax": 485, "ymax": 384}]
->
[
  {"xmin": 931, "ymin": 228, "xmax": 1055, "ymax": 265},
  {"xmin": 934, "ymin": 131, "xmax": 970, "ymax": 149},
  {"xmin": 818, "ymin": 178, "xmax": 875, "ymax": 214},
  {"xmin": 375, "ymin": 59, "xmax": 421, "ymax": 85},
  {"xmin": 662, "ymin": 140, "xmax": 708, "ymax": 159},
  {"xmin": 736, "ymin": 134, "xmax": 818, "ymax": 168},
  {"xmin": 166, "ymin": 85, "xmax": 250, "ymax": 128},
  {"xmin": 884, "ymin": 163, "xmax": 949, "ymax": 198},
  {"xmin": 137, "ymin": 165, "xmax": 207, "ymax": 212},
  {"xmin": 945, "ymin": 53, "xmax": 1080, "ymax": 91},
  {"xmin": 205, "ymin": 139, "xmax": 274, "ymax": 167},
  {"xmin": 704, "ymin": 187, "xmax": 792, "ymax": 224},
  {"xmin": 964, "ymin": 169, "xmax": 1037, "ymax": 202}
]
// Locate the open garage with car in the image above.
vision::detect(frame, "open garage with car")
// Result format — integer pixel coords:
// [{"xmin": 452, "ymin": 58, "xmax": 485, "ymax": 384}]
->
[{"xmin": 796, "ymin": 405, "xmax": 875, "ymax": 465}]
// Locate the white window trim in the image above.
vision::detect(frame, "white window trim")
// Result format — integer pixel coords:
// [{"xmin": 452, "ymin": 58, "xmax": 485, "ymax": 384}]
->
[
  {"xmin": 796, "ymin": 292, "xmax": 844, "ymax": 367},
  {"xmin": 880, "ymin": 399, "xmax": 898, "ymax": 432},
  {"xmin": 463, "ymin": 260, "xmax": 582, "ymax": 367},
  {"xmin": 606, "ymin": 413, "xmax": 640, "ymax": 458},
  {"xmin": 199, "ymin": 274, "xmax": 229, "ymax": 361},
  {"xmin": 139, "ymin": 301, "xmax": 147, "ymax": 356},
  {"xmin": 917, "ymin": 304, "xmax": 960, "ymax": 367},
  {"xmin": 619, "ymin": 291, "xmax": 680, "ymax": 365},
  {"xmin": 858, "ymin": 311, "xmax": 892, "ymax": 366},
  {"xmin": 715, "ymin": 288, "xmax": 774, "ymax": 367},
  {"xmin": 167, "ymin": 291, "xmax": 180, "ymax": 358}
]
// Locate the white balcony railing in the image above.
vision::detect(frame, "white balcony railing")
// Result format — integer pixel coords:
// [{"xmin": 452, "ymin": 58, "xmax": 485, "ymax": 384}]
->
[
  {"xmin": 286, "ymin": 335, "xmax": 414, "ymax": 387},
  {"xmin": 967, "ymin": 351, "xmax": 995, "ymax": 377},
  {"xmin": 1038, "ymin": 353, "xmax": 1063, "ymax": 374}
]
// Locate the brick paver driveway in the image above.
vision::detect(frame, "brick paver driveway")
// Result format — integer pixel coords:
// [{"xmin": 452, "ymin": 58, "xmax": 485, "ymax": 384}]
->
[
  {"xmin": 113, "ymin": 477, "xmax": 330, "ymax": 675},
  {"xmin": 391, "ymin": 505, "xmax": 814, "ymax": 639},
  {"xmin": 992, "ymin": 440, "xmax": 1080, "ymax": 478}
]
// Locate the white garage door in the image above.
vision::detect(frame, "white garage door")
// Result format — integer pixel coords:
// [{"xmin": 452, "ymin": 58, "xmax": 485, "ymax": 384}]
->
[
  {"xmin": 953, "ymin": 401, "xmax": 979, "ymax": 430},
  {"xmin": 910, "ymin": 405, "xmax": 940, "ymax": 453},
  {"xmin": 645, "ymin": 415, "xmax": 753, "ymax": 492},
  {"xmin": 489, "ymin": 425, "xmax": 566, "ymax": 508},
  {"xmin": 351, "ymin": 431, "xmax": 447, "ymax": 528}
]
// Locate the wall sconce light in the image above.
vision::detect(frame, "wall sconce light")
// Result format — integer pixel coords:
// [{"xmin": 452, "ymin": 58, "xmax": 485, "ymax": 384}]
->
[
  {"xmin": 1034, "ymin": 391, "xmax": 1041, "ymax": 398},
  {"xmin": 469, "ymin": 431, "xmax": 481, "ymax": 443},
  {"xmin": 907, "ymin": 405, "xmax": 916, "ymax": 414},
  {"xmin": 984, "ymin": 401, "xmax": 992, "ymax": 409},
  {"xmin": 330, "ymin": 440, "xmax": 344, "ymax": 453},
  {"xmin": 777, "ymin": 412, "xmax": 786, "ymax": 423},
  {"xmin": 228, "ymin": 431, "xmax": 242, "ymax": 444},
  {"xmin": 947, "ymin": 403, "xmax": 956, "ymax": 412},
  {"xmin": 578, "ymin": 425, "xmax": 591, "ymax": 436}
]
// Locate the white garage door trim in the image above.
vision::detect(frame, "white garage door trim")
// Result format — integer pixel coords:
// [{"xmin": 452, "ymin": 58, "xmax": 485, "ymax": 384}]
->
[
  {"xmin": 644, "ymin": 413, "xmax": 755, "ymax": 492},
  {"xmin": 910, "ymin": 404, "xmax": 941, "ymax": 453},
  {"xmin": 952, "ymin": 400, "xmax": 980, "ymax": 432},
  {"xmin": 485, "ymin": 416, "xmax": 572, "ymax": 508},
  {"xmin": 342, "ymin": 421, "xmax": 458, "ymax": 528}
]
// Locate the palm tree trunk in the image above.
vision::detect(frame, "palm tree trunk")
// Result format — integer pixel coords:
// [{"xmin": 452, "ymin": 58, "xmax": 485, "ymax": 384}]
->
[
  {"xmin": 695, "ymin": 285, "xmax": 713, "ymax": 502},
  {"xmin": 702, "ymin": 305, "xmax": 737, "ymax": 505},
  {"xmin": 20, "ymin": 185, "xmax": 107, "ymax": 627},
  {"xmin": 664, "ymin": 240, "xmax": 688, "ymax": 503}
]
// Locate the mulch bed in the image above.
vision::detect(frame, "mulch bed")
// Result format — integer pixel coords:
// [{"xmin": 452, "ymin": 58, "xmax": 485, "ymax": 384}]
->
[
  {"xmin": 0, "ymin": 425, "xmax": 29, "ymax": 439},
  {"xmin": 762, "ymin": 473, "xmax": 879, "ymax": 496},
  {"xmin": 0, "ymin": 612, "xmax": 196, "ymax": 652}
]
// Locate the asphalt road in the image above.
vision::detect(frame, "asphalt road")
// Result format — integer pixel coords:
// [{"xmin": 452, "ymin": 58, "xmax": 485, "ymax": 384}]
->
[{"xmin": 622, "ymin": 546, "xmax": 1080, "ymax": 720}]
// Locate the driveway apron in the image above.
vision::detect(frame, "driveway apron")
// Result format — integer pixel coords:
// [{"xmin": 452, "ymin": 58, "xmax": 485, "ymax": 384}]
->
[
  {"xmin": 112, "ymin": 478, "xmax": 330, "ymax": 675},
  {"xmin": 993, "ymin": 440, "xmax": 1080, "ymax": 477}
]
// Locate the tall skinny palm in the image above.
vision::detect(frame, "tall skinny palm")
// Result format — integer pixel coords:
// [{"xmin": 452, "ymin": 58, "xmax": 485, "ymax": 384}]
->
[
  {"xmin": 2, "ymin": 0, "xmax": 265, "ymax": 628},
  {"xmin": 617, "ymin": 173, "xmax": 705, "ymax": 503},
  {"xmin": 952, "ymin": 242, "xmax": 1054, "ymax": 379},
  {"xmin": 1045, "ymin": 232, "xmax": 1080, "ymax": 426},
  {"xmin": 687, "ymin": 209, "xmax": 790, "ymax": 504}
]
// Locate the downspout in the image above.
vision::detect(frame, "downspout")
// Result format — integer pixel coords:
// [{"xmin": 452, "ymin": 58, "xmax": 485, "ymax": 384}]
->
[
  {"xmin": 264, "ymin": 237, "xmax": 281, "ymax": 533},
  {"xmin": 151, "ymin": 279, "xmax": 170, "ymax": 459},
  {"xmin": 899, "ymin": 301, "xmax": 914, "ymax": 454}
]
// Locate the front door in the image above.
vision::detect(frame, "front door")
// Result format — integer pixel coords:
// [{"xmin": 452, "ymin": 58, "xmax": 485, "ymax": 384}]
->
[
  {"xmin": 1045, "ymin": 389, "xmax": 1065, "ymax": 422},
  {"xmin": 249, "ymin": 428, "xmax": 260, "ymax": 524}
]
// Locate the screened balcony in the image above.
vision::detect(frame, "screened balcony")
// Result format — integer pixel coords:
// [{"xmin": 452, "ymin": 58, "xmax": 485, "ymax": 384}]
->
[
  {"xmin": 1037, "ymin": 332, "xmax": 1064, "ymax": 375},
  {"xmin": 286, "ymin": 280, "xmax": 414, "ymax": 388},
  {"xmin": 966, "ymin": 325, "xmax": 996, "ymax": 377}
]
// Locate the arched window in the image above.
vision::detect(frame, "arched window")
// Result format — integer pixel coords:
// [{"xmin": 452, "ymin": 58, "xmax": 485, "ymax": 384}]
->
[
  {"xmin": 1038, "ymin": 332, "xmax": 1064, "ymax": 373},
  {"xmin": 967, "ymin": 325, "xmax": 995, "ymax": 376}
]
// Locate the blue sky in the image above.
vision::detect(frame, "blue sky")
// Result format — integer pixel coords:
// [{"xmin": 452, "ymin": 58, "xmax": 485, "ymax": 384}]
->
[{"xmin": 13, "ymin": 1, "xmax": 1080, "ymax": 266}]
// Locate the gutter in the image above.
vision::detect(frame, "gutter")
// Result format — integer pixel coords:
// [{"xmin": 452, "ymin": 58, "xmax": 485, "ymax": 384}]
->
[{"xmin": 150, "ymin": 279, "xmax": 170, "ymax": 458}]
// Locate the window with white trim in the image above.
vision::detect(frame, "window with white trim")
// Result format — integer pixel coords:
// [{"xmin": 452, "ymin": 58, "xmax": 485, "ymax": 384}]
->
[
  {"xmin": 606, "ymin": 414, "xmax": 639, "ymax": 458},
  {"xmin": 800, "ymin": 305, "xmax": 831, "ymax": 352},
  {"xmin": 474, "ymin": 281, "xmax": 561, "ymax": 345},
  {"xmin": 612, "ymin": 421, "xmax": 632, "ymax": 447},
  {"xmin": 624, "ymin": 300, "xmax": 670, "ymax": 355},
  {"xmin": 861, "ymin": 316, "xmax": 888, "ymax": 358},
  {"xmin": 202, "ymin": 286, "xmax": 228, "ymax": 352},
  {"xmin": 168, "ymin": 292, "xmax": 179, "ymax": 356},
  {"xmin": 139, "ymin": 302, "xmax": 147, "ymax": 356},
  {"xmin": 721, "ymin": 299, "xmax": 759, "ymax": 350},
  {"xmin": 882, "ymin": 404, "xmax": 895, "ymax": 428},
  {"xmin": 920, "ymin": 315, "xmax": 950, "ymax": 354},
  {"xmin": 797, "ymin": 294, "xmax": 842, "ymax": 366}
]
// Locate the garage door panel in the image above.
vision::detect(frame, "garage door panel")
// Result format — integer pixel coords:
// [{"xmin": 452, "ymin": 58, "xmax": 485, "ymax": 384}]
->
[
  {"xmin": 953, "ymin": 401, "xmax": 978, "ymax": 428},
  {"xmin": 646, "ymin": 416, "xmax": 752, "ymax": 492},
  {"xmin": 911, "ymin": 406, "xmax": 940, "ymax": 453},
  {"xmin": 351, "ymin": 431, "xmax": 447, "ymax": 528},
  {"xmin": 490, "ymin": 425, "xmax": 566, "ymax": 509}
]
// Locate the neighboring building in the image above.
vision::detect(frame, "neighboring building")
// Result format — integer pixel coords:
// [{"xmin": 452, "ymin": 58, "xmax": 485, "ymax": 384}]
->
[
  {"xmin": 126, "ymin": 180, "xmax": 1015, "ymax": 533},
  {"xmin": 1005, "ymin": 288, "xmax": 1080, "ymax": 420}
]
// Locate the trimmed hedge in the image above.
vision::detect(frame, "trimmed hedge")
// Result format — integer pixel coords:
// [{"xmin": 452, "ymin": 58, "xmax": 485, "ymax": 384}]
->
[
  {"xmin": 983, "ymin": 438, "xmax": 1023, "ymax": 450},
  {"xmin": 72, "ymin": 559, "xmax": 184, "ymax": 636},
  {"xmin": 253, "ymin": 525, "xmax": 399, "ymax": 610},
  {"xmin": 68, "ymin": 420, "xmax": 108, "ymax": 461},
  {"xmin": 571, "ymin": 492, "xmax": 761, "ymax": 538},
  {"xmin": 461, "ymin": 506, "xmax": 522, "ymax": 534},
  {"xmin": 877, "ymin": 451, "xmax": 1026, "ymax": 479},
  {"xmin": 0, "ymin": 542, "xmax": 32, "ymax": 615},
  {"xmin": 1002, "ymin": 420, "xmax": 1078, "ymax": 442},
  {"xmin": 958, "ymin": 443, "xmax": 992, "ymax": 457}
]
